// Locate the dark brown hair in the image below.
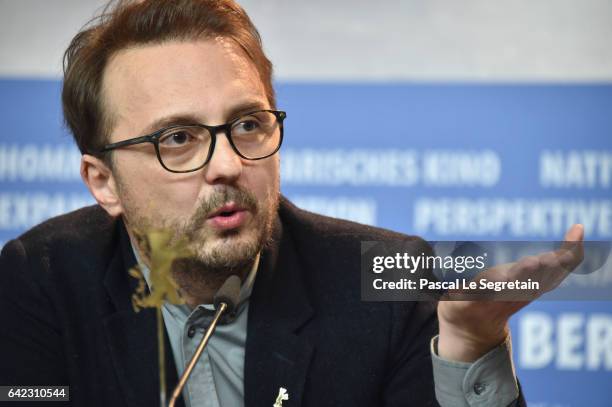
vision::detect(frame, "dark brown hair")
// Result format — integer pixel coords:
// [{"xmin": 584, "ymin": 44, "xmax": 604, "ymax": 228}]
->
[{"xmin": 62, "ymin": 0, "xmax": 275, "ymax": 155}]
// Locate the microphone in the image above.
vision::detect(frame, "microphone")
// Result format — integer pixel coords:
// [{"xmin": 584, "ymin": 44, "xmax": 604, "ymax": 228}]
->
[{"xmin": 168, "ymin": 275, "xmax": 241, "ymax": 407}]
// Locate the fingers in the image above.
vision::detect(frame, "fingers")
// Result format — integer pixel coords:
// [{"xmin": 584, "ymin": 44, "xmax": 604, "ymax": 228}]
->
[
  {"xmin": 439, "ymin": 225, "xmax": 586, "ymax": 304},
  {"xmin": 564, "ymin": 223, "xmax": 584, "ymax": 242},
  {"xmin": 559, "ymin": 224, "xmax": 585, "ymax": 271},
  {"xmin": 537, "ymin": 251, "xmax": 569, "ymax": 292},
  {"xmin": 516, "ymin": 255, "xmax": 540, "ymax": 274}
]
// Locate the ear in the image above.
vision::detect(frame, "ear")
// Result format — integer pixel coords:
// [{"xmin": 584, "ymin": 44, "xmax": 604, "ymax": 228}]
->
[{"xmin": 81, "ymin": 154, "xmax": 123, "ymax": 217}]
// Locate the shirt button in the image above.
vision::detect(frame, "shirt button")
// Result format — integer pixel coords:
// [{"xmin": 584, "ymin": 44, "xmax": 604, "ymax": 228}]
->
[
  {"xmin": 187, "ymin": 325, "xmax": 196, "ymax": 338},
  {"xmin": 473, "ymin": 383, "xmax": 486, "ymax": 395}
]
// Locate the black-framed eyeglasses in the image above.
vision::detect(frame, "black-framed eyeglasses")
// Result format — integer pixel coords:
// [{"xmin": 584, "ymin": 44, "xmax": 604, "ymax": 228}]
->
[{"xmin": 97, "ymin": 109, "xmax": 286, "ymax": 173}]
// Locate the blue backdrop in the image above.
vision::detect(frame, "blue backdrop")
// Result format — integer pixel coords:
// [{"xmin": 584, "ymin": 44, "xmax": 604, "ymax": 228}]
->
[{"xmin": 1, "ymin": 79, "xmax": 610, "ymax": 406}]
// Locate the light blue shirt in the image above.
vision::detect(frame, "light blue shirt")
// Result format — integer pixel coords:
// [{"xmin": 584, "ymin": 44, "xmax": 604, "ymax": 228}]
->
[{"xmin": 137, "ymin": 248, "xmax": 258, "ymax": 407}]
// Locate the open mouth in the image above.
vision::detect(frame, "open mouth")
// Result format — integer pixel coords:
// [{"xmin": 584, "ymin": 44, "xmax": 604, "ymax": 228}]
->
[
  {"xmin": 207, "ymin": 202, "xmax": 249, "ymax": 230},
  {"xmin": 208, "ymin": 202, "xmax": 244, "ymax": 217}
]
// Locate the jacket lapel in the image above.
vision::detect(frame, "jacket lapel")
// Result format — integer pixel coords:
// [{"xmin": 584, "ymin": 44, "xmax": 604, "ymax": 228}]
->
[
  {"xmin": 102, "ymin": 221, "xmax": 183, "ymax": 407},
  {"xmin": 245, "ymin": 218, "xmax": 315, "ymax": 407}
]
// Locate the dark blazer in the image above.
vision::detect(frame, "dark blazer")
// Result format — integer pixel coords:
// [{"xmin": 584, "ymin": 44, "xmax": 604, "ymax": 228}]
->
[{"xmin": 0, "ymin": 197, "xmax": 524, "ymax": 407}]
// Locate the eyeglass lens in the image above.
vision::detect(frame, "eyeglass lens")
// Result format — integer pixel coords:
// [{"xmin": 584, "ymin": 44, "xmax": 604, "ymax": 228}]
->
[{"xmin": 157, "ymin": 110, "xmax": 281, "ymax": 172}]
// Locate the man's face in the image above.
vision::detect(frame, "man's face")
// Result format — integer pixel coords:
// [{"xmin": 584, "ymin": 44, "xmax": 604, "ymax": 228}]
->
[{"xmin": 100, "ymin": 38, "xmax": 280, "ymax": 279}]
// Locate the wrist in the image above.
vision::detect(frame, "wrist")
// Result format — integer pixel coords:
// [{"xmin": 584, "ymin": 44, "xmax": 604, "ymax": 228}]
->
[{"xmin": 437, "ymin": 319, "xmax": 509, "ymax": 362}]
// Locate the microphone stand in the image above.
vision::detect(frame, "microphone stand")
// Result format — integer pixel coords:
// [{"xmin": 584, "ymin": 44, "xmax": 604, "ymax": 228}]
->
[
  {"xmin": 167, "ymin": 274, "xmax": 240, "ymax": 407},
  {"xmin": 167, "ymin": 302, "xmax": 228, "ymax": 407}
]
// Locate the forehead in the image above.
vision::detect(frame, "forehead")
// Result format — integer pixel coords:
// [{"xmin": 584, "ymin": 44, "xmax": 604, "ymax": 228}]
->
[{"xmin": 101, "ymin": 38, "xmax": 268, "ymax": 138}]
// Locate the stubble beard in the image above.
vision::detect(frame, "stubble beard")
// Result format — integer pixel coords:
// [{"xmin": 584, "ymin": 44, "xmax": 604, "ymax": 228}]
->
[{"xmin": 123, "ymin": 183, "xmax": 280, "ymax": 303}]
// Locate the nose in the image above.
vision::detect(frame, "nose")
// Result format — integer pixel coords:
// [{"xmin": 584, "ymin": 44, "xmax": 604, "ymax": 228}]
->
[{"xmin": 203, "ymin": 131, "xmax": 243, "ymax": 184}]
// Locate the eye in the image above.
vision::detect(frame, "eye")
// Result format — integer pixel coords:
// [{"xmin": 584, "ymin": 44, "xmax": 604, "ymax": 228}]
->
[
  {"xmin": 233, "ymin": 119, "xmax": 261, "ymax": 134},
  {"xmin": 159, "ymin": 129, "xmax": 195, "ymax": 147}
]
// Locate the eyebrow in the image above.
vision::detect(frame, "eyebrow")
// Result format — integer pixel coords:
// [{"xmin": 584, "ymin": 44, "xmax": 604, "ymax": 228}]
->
[{"xmin": 141, "ymin": 100, "xmax": 268, "ymax": 135}]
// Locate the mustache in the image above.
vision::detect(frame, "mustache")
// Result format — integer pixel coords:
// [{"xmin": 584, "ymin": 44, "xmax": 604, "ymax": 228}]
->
[{"xmin": 184, "ymin": 185, "xmax": 258, "ymax": 236}]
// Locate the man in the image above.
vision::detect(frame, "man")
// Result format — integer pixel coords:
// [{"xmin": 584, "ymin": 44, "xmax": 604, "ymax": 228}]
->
[{"xmin": 0, "ymin": 1, "xmax": 583, "ymax": 406}]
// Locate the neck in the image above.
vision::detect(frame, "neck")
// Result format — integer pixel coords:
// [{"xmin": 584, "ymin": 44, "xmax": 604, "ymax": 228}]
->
[
  {"xmin": 127, "ymin": 228, "xmax": 259, "ymax": 308},
  {"xmin": 172, "ymin": 266, "xmax": 249, "ymax": 308}
]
